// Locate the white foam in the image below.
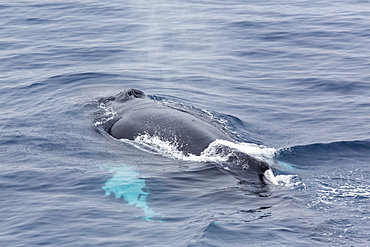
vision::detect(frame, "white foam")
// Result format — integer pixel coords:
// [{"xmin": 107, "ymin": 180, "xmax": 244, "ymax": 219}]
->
[
  {"xmin": 133, "ymin": 134, "xmax": 198, "ymax": 161},
  {"xmin": 264, "ymin": 168, "xmax": 278, "ymax": 185},
  {"xmin": 202, "ymin": 139, "xmax": 277, "ymax": 163},
  {"xmin": 274, "ymin": 174, "xmax": 304, "ymax": 188},
  {"xmin": 130, "ymin": 135, "xmax": 277, "ymax": 164},
  {"xmin": 127, "ymin": 134, "xmax": 297, "ymax": 185}
]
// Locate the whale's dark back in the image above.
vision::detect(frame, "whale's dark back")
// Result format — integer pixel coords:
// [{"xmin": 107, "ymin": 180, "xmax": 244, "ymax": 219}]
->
[{"xmin": 109, "ymin": 89, "xmax": 232, "ymax": 155}]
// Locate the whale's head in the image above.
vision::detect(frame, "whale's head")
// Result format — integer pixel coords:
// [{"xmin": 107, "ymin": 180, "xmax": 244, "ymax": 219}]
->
[{"xmin": 115, "ymin": 88, "xmax": 146, "ymax": 102}]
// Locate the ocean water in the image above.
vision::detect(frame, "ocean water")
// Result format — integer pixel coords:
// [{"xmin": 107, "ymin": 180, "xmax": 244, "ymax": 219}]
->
[{"xmin": 1, "ymin": 0, "xmax": 370, "ymax": 246}]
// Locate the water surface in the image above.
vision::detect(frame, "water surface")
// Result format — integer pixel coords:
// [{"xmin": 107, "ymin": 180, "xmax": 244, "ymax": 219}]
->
[{"xmin": 1, "ymin": 1, "xmax": 370, "ymax": 246}]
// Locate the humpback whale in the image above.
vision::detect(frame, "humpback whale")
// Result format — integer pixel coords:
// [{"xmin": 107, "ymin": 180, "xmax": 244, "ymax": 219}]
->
[{"xmin": 106, "ymin": 88, "xmax": 271, "ymax": 184}]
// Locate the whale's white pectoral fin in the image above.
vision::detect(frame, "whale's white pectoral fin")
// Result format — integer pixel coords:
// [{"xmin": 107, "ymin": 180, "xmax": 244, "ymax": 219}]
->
[{"xmin": 102, "ymin": 164, "xmax": 161, "ymax": 221}]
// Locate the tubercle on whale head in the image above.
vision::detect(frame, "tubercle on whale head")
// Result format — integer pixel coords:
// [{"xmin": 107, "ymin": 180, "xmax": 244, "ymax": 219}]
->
[{"xmin": 115, "ymin": 88, "xmax": 146, "ymax": 102}]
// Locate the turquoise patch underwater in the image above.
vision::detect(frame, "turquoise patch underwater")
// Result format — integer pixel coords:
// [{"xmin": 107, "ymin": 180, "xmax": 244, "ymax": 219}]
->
[
  {"xmin": 102, "ymin": 164, "xmax": 160, "ymax": 221},
  {"xmin": 274, "ymin": 159, "xmax": 296, "ymax": 173}
]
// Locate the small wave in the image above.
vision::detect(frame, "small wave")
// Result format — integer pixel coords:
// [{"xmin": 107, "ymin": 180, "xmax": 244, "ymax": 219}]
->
[
  {"xmin": 302, "ymin": 77, "xmax": 370, "ymax": 95},
  {"xmin": 46, "ymin": 72, "xmax": 120, "ymax": 85},
  {"xmin": 281, "ymin": 140, "xmax": 370, "ymax": 156},
  {"xmin": 277, "ymin": 140, "xmax": 370, "ymax": 166}
]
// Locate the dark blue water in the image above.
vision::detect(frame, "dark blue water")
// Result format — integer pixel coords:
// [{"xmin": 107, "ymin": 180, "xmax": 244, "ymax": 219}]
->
[{"xmin": 1, "ymin": 1, "xmax": 370, "ymax": 246}]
